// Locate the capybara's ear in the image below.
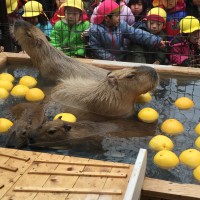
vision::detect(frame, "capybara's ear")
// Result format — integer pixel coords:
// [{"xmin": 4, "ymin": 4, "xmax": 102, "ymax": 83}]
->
[
  {"xmin": 46, "ymin": 35, "xmax": 51, "ymax": 42},
  {"xmin": 30, "ymin": 104, "xmax": 45, "ymax": 129}
]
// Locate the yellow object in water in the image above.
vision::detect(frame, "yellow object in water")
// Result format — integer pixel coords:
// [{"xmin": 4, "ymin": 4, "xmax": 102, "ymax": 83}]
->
[
  {"xmin": 25, "ymin": 88, "xmax": 45, "ymax": 102},
  {"xmin": 19, "ymin": 76, "xmax": 37, "ymax": 88},
  {"xmin": 193, "ymin": 165, "xmax": 200, "ymax": 182},
  {"xmin": 161, "ymin": 118, "xmax": 184, "ymax": 135},
  {"xmin": 0, "ymin": 80, "xmax": 13, "ymax": 91},
  {"xmin": 11, "ymin": 84, "xmax": 29, "ymax": 97},
  {"xmin": 0, "ymin": 88, "xmax": 9, "ymax": 100},
  {"xmin": 195, "ymin": 137, "xmax": 200, "ymax": 149},
  {"xmin": 0, "ymin": 118, "xmax": 13, "ymax": 133},
  {"xmin": 149, "ymin": 135, "xmax": 174, "ymax": 151},
  {"xmin": 138, "ymin": 107, "xmax": 159, "ymax": 123},
  {"xmin": 54, "ymin": 113, "xmax": 77, "ymax": 123},
  {"xmin": 0, "ymin": 73, "xmax": 14, "ymax": 82},
  {"xmin": 179, "ymin": 149, "xmax": 200, "ymax": 168},
  {"xmin": 136, "ymin": 92, "xmax": 152, "ymax": 104},
  {"xmin": 195, "ymin": 123, "xmax": 200, "ymax": 136},
  {"xmin": 153, "ymin": 150, "xmax": 179, "ymax": 169},
  {"xmin": 174, "ymin": 97, "xmax": 194, "ymax": 109}
]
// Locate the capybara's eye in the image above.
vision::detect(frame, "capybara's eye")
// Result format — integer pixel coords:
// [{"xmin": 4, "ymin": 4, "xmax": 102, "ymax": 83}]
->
[
  {"xmin": 26, "ymin": 31, "xmax": 32, "ymax": 38},
  {"xmin": 107, "ymin": 71, "xmax": 112, "ymax": 76},
  {"xmin": 126, "ymin": 74, "xmax": 135, "ymax": 79},
  {"xmin": 47, "ymin": 128, "xmax": 56, "ymax": 135}
]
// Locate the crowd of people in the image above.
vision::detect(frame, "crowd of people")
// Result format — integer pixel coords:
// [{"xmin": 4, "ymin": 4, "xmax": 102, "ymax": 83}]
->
[{"xmin": 1, "ymin": 0, "xmax": 200, "ymax": 67}]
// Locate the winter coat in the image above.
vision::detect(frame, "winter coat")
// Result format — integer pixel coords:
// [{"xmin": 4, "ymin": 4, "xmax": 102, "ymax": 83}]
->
[
  {"xmin": 50, "ymin": 19, "xmax": 90, "ymax": 57},
  {"xmin": 89, "ymin": 21, "xmax": 162, "ymax": 61},
  {"xmin": 126, "ymin": 21, "xmax": 167, "ymax": 64},
  {"xmin": 36, "ymin": 21, "xmax": 53, "ymax": 37},
  {"xmin": 185, "ymin": 0, "xmax": 200, "ymax": 19},
  {"xmin": 169, "ymin": 34, "xmax": 200, "ymax": 66},
  {"xmin": 90, "ymin": 2, "xmax": 135, "ymax": 26}
]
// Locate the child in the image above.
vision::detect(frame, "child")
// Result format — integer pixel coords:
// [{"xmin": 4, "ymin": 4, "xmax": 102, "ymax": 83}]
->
[
  {"xmin": 90, "ymin": 0, "xmax": 135, "ymax": 26},
  {"xmin": 127, "ymin": 0, "xmax": 151, "ymax": 22},
  {"xmin": 169, "ymin": 16, "xmax": 200, "ymax": 67},
  {"xmin": 152, "ymin": 0, "xmax": 186, "ymax": 40},
  {"xmin": 126, "ymin": 7, "xmax": 167, "ymax": 64},
  {"xmin": 50, "ymin": 0, "xmax": 90, "ymax": 57},
  {"xmin": 22, "ymin": 1, "xmax": 52, "ymax": 37},
  {"xmin": 89, "ymin": 0, "xmax": 166, "ymax": 61}
]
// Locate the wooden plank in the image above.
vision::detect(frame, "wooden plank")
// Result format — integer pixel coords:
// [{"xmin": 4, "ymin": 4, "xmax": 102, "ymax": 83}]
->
[
  {"xmin": 33, "ymin": 160, "xmax": 130, "ymax": 168},
  {"xmin": 0, "ymin": 152, "xmax": 30, "ymax": 161},
  {"xmin": 14, "ymin": 186, "xmax": 122, "ymax": 195},
  {"xmin": 142, "ymin": 177, "xmax": 200, "ymax": 200},
  {"xmin": 28, "ymin": 170, "xmax": 127, "ymax": 178},
  {"xmin": 123, "ymin": 148, "xmax": 147, "ymax": 200},
  {"xmin": 0, "ymin": 53, "xmax": 7, "ymax": 69},
  {"xmin": 33, "ymin": 155, "xmax": 90, "ymax": 200},
  {"xmin": 0, "ymin": 164, "xmax": 18, "ymax": 172}
]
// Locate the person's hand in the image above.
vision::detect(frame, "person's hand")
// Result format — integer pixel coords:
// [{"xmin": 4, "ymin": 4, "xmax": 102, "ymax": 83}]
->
[
  {"xmin": 153, "ymin": 60, "xmax": 160, "ymax": 65},
  {"xmin": 159, "ymin": 40, "xmax": 169, "ymax": 48},
  {"xmin": 0, "ymin": 46, "xmax": 4, "ymax": 53}
]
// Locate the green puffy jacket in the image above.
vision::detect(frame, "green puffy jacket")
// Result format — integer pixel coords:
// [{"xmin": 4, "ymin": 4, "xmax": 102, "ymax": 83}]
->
[{"xmin": 50, "ymin": 19, "xmax": 90, "ymax": 57}]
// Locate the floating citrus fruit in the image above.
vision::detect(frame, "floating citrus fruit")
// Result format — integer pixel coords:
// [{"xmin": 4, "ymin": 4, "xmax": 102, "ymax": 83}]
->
[
  {"xmin": 0, "ymin": 118, "xmax": 13, "ymax": 133},
  {"xmin": 179, "ymin": 149, "xmax": 200, "ymax": 168},
  {"xmin": 0, "ymin": 88, "xmax": 9, "ymax": 100},
  {"xmin": 153, "ymin": 150, "xmax": 179, "ymax": 169},
  {"xmin": 138, "ymin": 107, "xmax": 159, "ymax": 123},
  {"xmin": 136, "ymin": 92, "xmax": 152, "ymax": 104},
  {"xmin": 54, "ymin": 113, "xmax": 77, "ymax": 123},
  {"xmin": 161, "ymin": 119, "xmax": 184, "ymax": 135},
  {"xmin": 11, "ymin": 84, "xmax": 29, "ymax": 97},
  {"xmin": 0, "ymin": 80, "xmax": 13, "ymax": 91},
  {"xmin": 195, "ymin": 137, "xmax": 200, "ymax": 149},
  {"xmin": 174, "ymin": 97, "xmax": 194, "ymax": 110},
  {"xmin": 193, "ymin": 166, "xmax": 200, "ymax": 182},
  {"xmin": 25, "ymin": 88, "xmax": 45, "ymax": 102},
  {"xmin": 149, "ymin": 135, "xmax": 174, "ymax": 151},
  {"xmin": 0, "ymin": 73, "xmax": 14, "ymax": 82},
  {"xmin": 195, "ymin": 123, "xmax": 200, "ymax": 136},
  {"xmin": 19, "ymin": 76, "xmax": 37, "ymax": 88}
]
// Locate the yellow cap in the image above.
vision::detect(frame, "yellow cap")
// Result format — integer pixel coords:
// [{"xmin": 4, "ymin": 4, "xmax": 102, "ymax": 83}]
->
[
  {"xmin": 146, "ymin": 7, "xmax": 167, "ymax": 23},
  {"xmin": 179, "ymin": 16, "xmax": 200, "ymax": 33},
  {"xmin": 62, "ymin": 0, "xmax": 84, "ymax": 11},
  {"xmin": 22, "ymin": 1, "xmax": 43, "ymax": 17},
  {"xmin": 6, "ymin": 0, "xmax": 18, "ymax": 14}
]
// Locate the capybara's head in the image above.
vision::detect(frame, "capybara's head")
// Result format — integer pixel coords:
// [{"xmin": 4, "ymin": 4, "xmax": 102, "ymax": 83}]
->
[
  {"xmin": 27, "ymin": 119, "xmax": 102, "ymax": 148},
  {"xmin": 13, "ymin": 20, "xmax": 49, "ymax": 52},
  {"xmin": 107, "ymin": 66, "xmax": 159, "ymax": 95}
]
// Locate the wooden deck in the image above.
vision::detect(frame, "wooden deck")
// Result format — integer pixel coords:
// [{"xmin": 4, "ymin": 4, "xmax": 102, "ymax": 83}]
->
[{"xmin": 0, "ymin": 147, "xmax": 135, "ymax": 200}]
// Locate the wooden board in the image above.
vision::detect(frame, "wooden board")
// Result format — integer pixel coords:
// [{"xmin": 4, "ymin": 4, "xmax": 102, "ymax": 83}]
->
[{"xmin": 0, "ymin": 147, "xmax": 133, "ymax": 200}]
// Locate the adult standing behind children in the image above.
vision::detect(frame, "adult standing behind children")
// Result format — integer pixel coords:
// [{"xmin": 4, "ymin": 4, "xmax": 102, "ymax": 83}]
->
[
  {"xmin": 152, "ymin": 0, "xmax": 186, "ymax": 41},
  {"xmin": 126, "ymin": 7, "xmax": 167, "ymax": 64},
  {"xmin": 169, "ymin": 16, "xmax": 200, "ymax": 67},
  {"xmin": 185, "ymin": 0, "xmax": 200, "ymax": 20},
  {"xmin": 22, "ymin": 1, "xmax": 53, "ymax": 37},
  {"xmin": 90, "ymin": 0, "xmax": 135, "ymax": 26},
  {"xmin": 89, "ymin": 0, "xmax": 166, "ymax": 61},
  {"xmin": 50, "ymin": 0, "xmax": 90, "ymax": 57}
]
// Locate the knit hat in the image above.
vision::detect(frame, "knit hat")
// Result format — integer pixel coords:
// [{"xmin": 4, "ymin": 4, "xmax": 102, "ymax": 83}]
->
[
  {"xmin": 93, "ymin": 0, "xmax": 121, "ymax": 24},
  {"xmin": 6, "ymin": 0, "xmax": 18, "ymax": 14},
  {"xmin": 22, "ymin": 1, "xmax": 43, "ymax": 17},
  {"xmin": 146, "ymin": 7, "xmax": 166, "ymax": 23}
]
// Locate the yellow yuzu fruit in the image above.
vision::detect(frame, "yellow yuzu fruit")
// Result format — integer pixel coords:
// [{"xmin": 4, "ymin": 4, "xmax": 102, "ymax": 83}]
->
[
  {"xmin": 25, "ymin": 88, "xmax": 45, "ymax": 102},
  {"xmin": 11, "ymin": 84, "xmax": 29, "ymax": 97},
  {"xmin": 193, "ymin": 166, "xmax": 200, "ymax": 182},
  {"xmin": 0, "ymin": 88, "xmax": 9, "ymax": 99},
  {"xmin": 161, "ymin": 119, "xmax": 184, "ymax": 135},
  {"xmin": 195, "ymin": 123, "xmax": 200, "ymax": 136},
  {"xmin": 19, "ymin": 76, "xmax": 37, "ymax": 88},
  {"xmin": 0, "ymin": 80, "xmax": 13, "ymax": 91},
  {"xmin": 174, "ymin": 97, "xmax": 194, "ymax": 110},
  {"xmin": 54, "ymin": 113, "xmax": 77, "ymax": 123},
  {"xmin": 0, "ymin": 73, "xmax": 14, "ymax": 82},
  {"xmin": 195, "ymin": 137, "xmax": 200, "ymax": 149},
  {"xmin": 0, "ymin": 118, "xmax": 13, "ymax": 133},
  {"xmin": 136, "ymin": 92, "xmax": 152, "ymax": 103},
  {"xmin": 138, "ymin": 107, "xmax": 159, "ymax": 123}
]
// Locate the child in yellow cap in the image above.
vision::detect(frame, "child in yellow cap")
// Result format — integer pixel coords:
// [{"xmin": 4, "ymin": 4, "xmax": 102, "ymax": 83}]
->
[
  {"xmin": 127, "ymin": 7, "xmax": 167, "ymax": 64},
  {"xmin": 89, "ymin": 0, "xmax": 166, "ymax": 61},
  {"xmin": 50, "ymin": 0, "xmax": 90, "ymax": 57},
  {"xmin": 169, "ymin": 16, "xmax": 200, "ymax": 67},
  {"xmin": 22, "ymin": 1, "xmax": 52, "ymax": 37}
]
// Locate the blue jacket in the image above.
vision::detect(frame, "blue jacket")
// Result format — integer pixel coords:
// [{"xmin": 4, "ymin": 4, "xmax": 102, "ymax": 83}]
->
[
  {"xmin": 89, "ymin": 21, "xmax": 162, "ymax": 61},
  {"xmin": 36, "ymin": 21, "xmax": 53, "ymax": 37}
]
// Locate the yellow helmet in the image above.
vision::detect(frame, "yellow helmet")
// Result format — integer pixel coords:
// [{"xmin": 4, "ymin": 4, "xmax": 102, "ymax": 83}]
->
[
  {"xmin": 22, "ymin": 1, "xmax": 43, "ymax": 17},
  {"xmin": 62, "ymin": 0, "xmax": 84, "ymax": 11},
  {"xmin": 6, "ymin": 0, "xmax": 18, "ymax": 14},
  {"xmin": 179, "ymin": 16, "xmax": 200, "ymax": 33},
  {"xmin": 146, "ymin": 7, "xmax": 167, "ymax": 23}
]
